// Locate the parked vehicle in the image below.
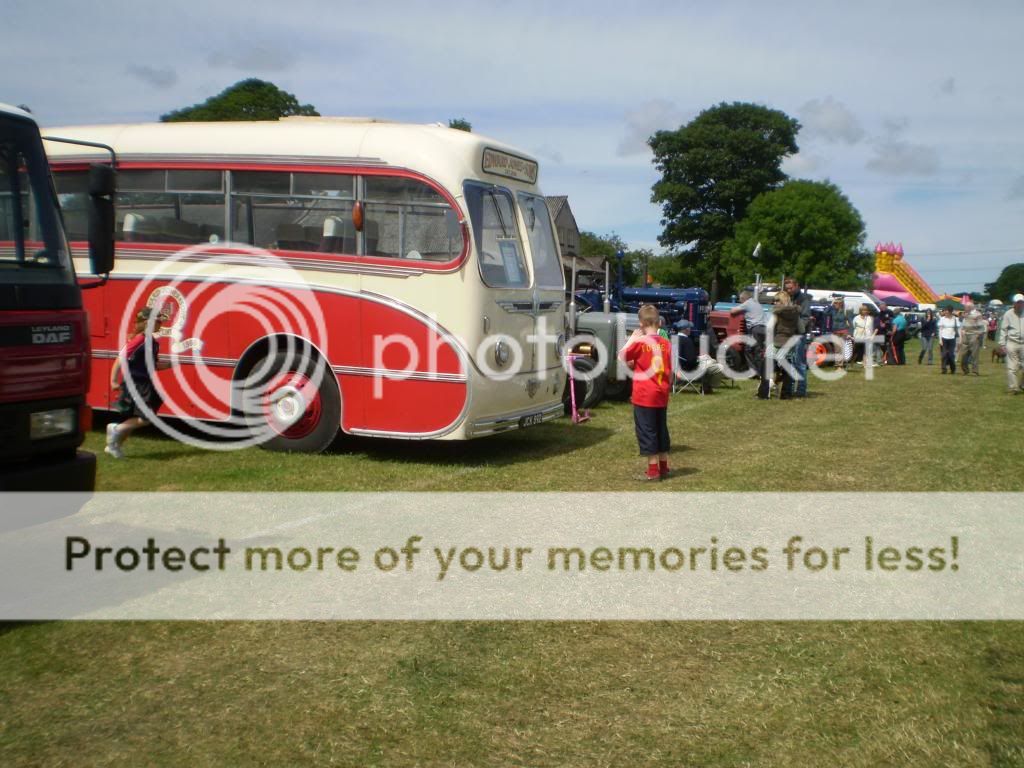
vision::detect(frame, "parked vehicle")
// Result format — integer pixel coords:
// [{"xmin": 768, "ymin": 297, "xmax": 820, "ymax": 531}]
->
[
  {"xmin": 569, "ymin": 285, "xmax": 709, "ymax": 402},
  {"xmin": 0, "ymin": 103, "xmax": 115, "ymax": 490},
  {"xmin": 47, "ymin": 119, "xmax": 565, "ymax": 448}
]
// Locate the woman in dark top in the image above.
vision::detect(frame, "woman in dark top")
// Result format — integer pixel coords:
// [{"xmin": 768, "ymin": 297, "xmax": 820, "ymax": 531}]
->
[{"xmin": 918, "ymin": 309, "xmax": 937, "ymax": 365}]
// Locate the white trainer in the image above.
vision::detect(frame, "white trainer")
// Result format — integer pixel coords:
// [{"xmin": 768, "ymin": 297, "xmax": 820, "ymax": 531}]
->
[{"xmin": 105, "ymin": 423, "xmax": 124, "ymax": 459}]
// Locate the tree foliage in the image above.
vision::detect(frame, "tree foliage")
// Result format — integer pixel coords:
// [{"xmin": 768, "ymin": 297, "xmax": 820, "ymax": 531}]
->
[
  {"xmin": 579, "ymin": 231, "xmax": 647, "ymax": 286},
  {"xmin": 448, "ymin": 118, "xmax": 472, "ymax": 132},
  {"xmin": 649, "ymin": 102, "xmax": 800, "ymax": 294},
  {"xmin": 647, "ymin": 254, "xmax": 690, "ymax": 287},
  {"xmin": 160, "ymin": 79, "xmax": 319, "ymax": 122},
  {"xmin": 720, "ymin": 180, "xmax": 872, "ymax": 291},
  {"xmin": 984, "ymin": 263, "xmax": 1024, "ymax": 302}
]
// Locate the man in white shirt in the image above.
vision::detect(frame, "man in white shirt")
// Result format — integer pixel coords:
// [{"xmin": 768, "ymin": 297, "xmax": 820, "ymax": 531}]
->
[{"xmin": 998, "ymin": 293, "xmax": 1024, "ymax": 394}]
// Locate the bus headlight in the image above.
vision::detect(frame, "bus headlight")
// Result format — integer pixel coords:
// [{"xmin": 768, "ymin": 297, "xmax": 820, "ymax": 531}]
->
[
  {"xmin": 30, "ymin": 408, "xmax": 76, "ymax": 440},
  {"xmin": 494, "ymin": 340, "xmax": 511, "ymax": 367}
]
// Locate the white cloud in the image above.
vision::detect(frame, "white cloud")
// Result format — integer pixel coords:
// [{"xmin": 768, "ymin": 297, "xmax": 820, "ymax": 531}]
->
[
  {"xmin": 1009, "ymin": 176, "xmax": 1024, "ymax": 200},
  {"xmin": 125, "ymin": 65, "xmax": 177, "ymax": 90},
  {"xmin": 866, "ymin": 119, "xmax": 940, "ymax": 176},
  {"xmin": 617, "ymin": 100, "xmax": 689, "ymax": 157},
  {"xmin": 799, "ymin": 97, "xmax": 864, "ymax": 144},
  {"xmin": 7, "ymin": 0, "xmax": 1023, "ymax": 291},
  {"xmin": 782, "ymin": 152, "xmax": 825, "ymax": 176},
  {"xmin": 207, "ymin": 45, "xmax": 296, "ymax": 74},
  {"xmin": 533, "ymin": 145, "xmax": 564, "ymax": 164}
]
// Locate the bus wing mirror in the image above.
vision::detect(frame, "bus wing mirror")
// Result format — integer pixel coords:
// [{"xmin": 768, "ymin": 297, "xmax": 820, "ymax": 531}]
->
[
  {"xmin": 352, "ymin": 200, "xmax": 364, "ymax": 233},
  {"xmin": 87, "ymin": 164, "xmax": 115, "ymax": 275}
]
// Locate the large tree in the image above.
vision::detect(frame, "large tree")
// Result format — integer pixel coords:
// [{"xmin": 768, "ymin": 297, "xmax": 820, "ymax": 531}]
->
[
  {"xmin": 161, "ymin": 79, "xmax": 319, "ymax": 122},
  {"xmin": 579, "ymin": 231, "xmax": 646, "ymax": 287},
  {"xmin": 984, "ymin": 263, "xmax": 1024, "ymax": 302},
  {"xmin": 719, "ymin": 180, "xmax": 872, "ymax": 292},
  {"xmin": 649, "ymin": 102, "xmax": 800, "ymax": 297}
]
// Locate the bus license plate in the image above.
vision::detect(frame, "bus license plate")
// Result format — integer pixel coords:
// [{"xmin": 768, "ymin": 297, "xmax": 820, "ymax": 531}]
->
[{"xmin": 519, "ymin": 413, "xmax": 544, "ymax": 428}]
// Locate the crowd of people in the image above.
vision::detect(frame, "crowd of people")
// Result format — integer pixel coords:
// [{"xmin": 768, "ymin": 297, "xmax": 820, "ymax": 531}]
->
[
  {"xmin": 619, "ymin": 291, "xmax": 1024, "ymax": 479},
  {"xmin": 730, "ymin": 285, "xmax": 1024, "ymax": 394}
]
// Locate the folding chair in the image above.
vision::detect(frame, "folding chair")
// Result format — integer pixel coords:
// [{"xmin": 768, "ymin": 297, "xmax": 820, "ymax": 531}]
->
[{"xmin": 673, "ymin": 360, "xmax": 709, "ymax": 395}]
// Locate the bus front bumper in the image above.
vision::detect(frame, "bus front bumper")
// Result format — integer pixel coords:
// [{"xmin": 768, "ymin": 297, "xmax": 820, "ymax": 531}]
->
[
  {"xmin": 0, "ymin": 449, "xmax": 96, "ymax": 492},
  {"xmin": 466, "ymin": 401, "xmax": 564, "ymax": 438}
]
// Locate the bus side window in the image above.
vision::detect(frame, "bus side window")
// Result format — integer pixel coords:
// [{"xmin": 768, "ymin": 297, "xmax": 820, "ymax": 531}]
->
[
  {"xmin": 53, "ymin": 171, "xmax": 91, "ymax": 241},
  {"xmin": 111, "ymin": 170, "xmax": 225, "ymax": 245},
  {"xmin": 362, "ymin": 176, "xmax": 463, "ymax": 261},
  {"xmin": 231, "ymin": 171, "xmax": 355, "ymax": 254}
]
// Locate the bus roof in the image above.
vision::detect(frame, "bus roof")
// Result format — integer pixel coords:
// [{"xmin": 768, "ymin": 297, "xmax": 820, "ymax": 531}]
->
[{"xmin": 41, "ymin": 117, "xmax": 542, "ymax": 193}]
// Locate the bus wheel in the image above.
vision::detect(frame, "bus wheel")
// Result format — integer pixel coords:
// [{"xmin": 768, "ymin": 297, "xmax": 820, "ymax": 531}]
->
[
  {"xmin": 603, "ymin": 379, "xmax": 632, "ymax": 401},
  {"xmin": 253, "ymin": 351, "xmax": 341, "ymax": 453}
]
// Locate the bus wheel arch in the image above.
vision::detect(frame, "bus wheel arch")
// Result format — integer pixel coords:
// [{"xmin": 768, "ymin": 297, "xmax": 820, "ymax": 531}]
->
[{"xmin": 233, "ymin": 335, "xmax": 342, "ymax": 453}]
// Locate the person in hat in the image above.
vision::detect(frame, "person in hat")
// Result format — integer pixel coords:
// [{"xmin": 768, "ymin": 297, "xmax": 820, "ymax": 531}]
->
[
  {"xmin": 676, "ymin": 320, "xmax": 724, "ymax": 394},
  {"xmin": 997, "ymin": 293, "xmax": 1024, "ymax": 394},
  {"xmin": 825, "ymin": 296, "xmax": 851, "ymax": 370}
]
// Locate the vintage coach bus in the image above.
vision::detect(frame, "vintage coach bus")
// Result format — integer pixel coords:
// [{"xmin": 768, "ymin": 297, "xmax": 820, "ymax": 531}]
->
[{"xmin": 45, "ymin": 118, "xmax": 566, "ymax": 451}]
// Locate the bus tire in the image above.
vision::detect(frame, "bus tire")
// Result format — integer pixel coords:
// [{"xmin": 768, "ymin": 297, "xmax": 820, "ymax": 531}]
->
[
  {"xmin": 249, "ymin": 350, "xmax": 341, "ymax": 453},
  {"xmin": 563, "ymin": 356, "xmax": 605, "ymax": 413},
  {"xmin": 603, "ymin": 378, "xmax": 632, "ymax": 401}
]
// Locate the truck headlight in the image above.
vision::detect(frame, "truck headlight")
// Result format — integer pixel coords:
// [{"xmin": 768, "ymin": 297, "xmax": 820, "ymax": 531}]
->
[{"xmin": 30, "ymin": 408, "xmax": 76, "ymax": 440}]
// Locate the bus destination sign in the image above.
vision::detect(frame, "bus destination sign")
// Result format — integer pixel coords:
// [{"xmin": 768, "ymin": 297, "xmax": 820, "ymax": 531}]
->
[{"xmin": 481, "ymin": 148, "xmax": 538, "ymax": 184}]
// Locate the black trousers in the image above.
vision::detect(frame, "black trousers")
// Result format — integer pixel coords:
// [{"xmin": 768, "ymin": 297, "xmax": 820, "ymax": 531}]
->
[
  {"xmin": 747, "ymin": 326, "xmax": 767, "ymax": 379},
  {"xmin": 940, "ymin": 338, "xmax": 957, "ymax": 373},
  {"xmin": 891, "ymin": 330, "xmax": 907, "ymax": 365},
  {"xmin": 852, "ymin": 339, "xmax": 868, "ymax": 364}
]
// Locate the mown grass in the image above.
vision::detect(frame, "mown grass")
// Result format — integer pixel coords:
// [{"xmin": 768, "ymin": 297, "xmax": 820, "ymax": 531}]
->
[
  {"xmin": 2, "ymin": 340, "xmax": 1022, "ymax": 766},
  {"xmin": 86, "ymin": 340, "xmax": 1023, "ymax": 492}
]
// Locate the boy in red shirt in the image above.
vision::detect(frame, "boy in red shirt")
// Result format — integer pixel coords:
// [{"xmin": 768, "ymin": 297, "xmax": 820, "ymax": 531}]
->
[{"xmin": 620, "ymin": 304, "xmax": 675, "ymax": 481}]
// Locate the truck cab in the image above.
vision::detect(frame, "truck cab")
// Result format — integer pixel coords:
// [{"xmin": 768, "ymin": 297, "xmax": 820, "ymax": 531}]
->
[{"xmin": 0, "ymin": 103, "xmax": 113, "ymax": 490}]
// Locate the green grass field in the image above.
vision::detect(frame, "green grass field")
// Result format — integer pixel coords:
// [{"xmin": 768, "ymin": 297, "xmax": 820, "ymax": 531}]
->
[{"xmin": 2, "ymin": 341, "xmax": 1023, "ymax": 766}]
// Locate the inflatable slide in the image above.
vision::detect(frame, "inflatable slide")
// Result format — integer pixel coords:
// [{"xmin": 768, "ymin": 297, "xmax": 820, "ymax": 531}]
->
[{"xmin": 872, "ymin": 242, "xmax": 938, "ymax": 305}]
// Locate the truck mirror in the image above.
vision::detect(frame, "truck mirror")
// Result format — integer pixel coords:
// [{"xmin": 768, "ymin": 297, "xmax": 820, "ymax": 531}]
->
[{"xmin": 87, "ymin": 164, "xmax": 115, "ymax": 275}]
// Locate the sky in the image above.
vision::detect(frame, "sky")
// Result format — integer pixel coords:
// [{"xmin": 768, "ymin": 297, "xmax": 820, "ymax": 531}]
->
[{"xmin": 6, "ymin": 0, "xmax": 1023, "ymax": 293}]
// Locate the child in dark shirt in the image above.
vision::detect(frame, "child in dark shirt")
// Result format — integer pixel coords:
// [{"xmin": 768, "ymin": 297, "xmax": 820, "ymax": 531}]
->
[{"xmin": 105, "ymin": 307, "xmax": 173, "ymax": 458}]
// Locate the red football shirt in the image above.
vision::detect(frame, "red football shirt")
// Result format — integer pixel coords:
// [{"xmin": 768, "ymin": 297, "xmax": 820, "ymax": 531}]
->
[{"xmin": 623, "ymin": 333, "xmax": 673, "ymax": 407}]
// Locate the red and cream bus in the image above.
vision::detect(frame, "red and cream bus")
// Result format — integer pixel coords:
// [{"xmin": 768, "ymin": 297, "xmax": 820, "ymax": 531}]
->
[{"xmin": 45, "ymin": 118, "xmax": 566, "ymax": 452}]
